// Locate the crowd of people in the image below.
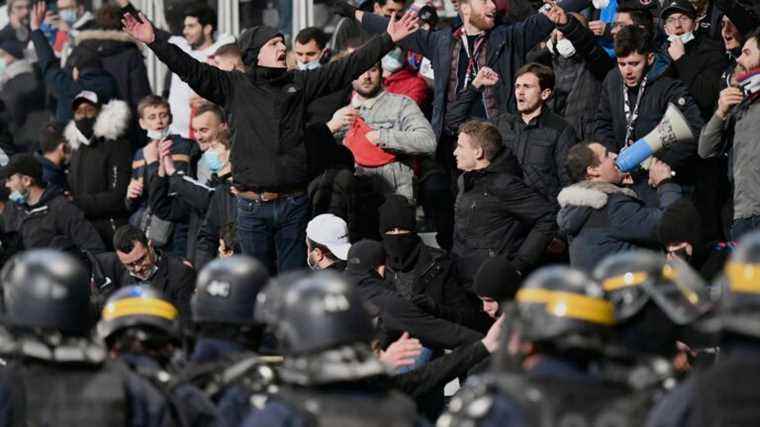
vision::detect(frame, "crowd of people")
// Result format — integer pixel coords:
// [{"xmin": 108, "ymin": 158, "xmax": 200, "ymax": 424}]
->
[{"xmin": 0, "ymin": 0, "xmax": 759, "ymax": 424}]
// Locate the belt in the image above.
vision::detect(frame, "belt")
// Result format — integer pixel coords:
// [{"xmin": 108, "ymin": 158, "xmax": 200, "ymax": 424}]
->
[{"xmin": 237, "ymin": 189, "xmax": 305, "ymax": 203}]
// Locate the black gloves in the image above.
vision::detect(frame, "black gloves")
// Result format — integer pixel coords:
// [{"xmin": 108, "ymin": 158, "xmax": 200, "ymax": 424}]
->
[{"xmin": 330, "ymin": 1, "xmax": 357, "ymax": 18}]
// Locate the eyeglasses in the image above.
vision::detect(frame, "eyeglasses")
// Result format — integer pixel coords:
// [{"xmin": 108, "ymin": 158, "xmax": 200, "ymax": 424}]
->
[{"xmin": 666, "ymin": 15, "xmax": 692, "ymax": 26}]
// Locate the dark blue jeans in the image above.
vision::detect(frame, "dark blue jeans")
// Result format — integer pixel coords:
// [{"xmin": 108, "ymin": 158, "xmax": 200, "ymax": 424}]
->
[
  {"xmin": 731, "ymin": 215, "xmax": 760, "ymax": 242},
  {"xmin": 236, "ymin": 194, "xmax": 309, "ymax": 275}
]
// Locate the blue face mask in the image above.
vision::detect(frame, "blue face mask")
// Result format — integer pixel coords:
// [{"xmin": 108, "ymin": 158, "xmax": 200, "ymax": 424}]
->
[
  {"xmin": 202, "ymin": 150, "xmax": 223, "ymax": 173},
  {"xmin": 9, "ymin": 190, "xmax": 27, "ymax": 205},
  {"xmin": 0, "ymin": 59, "xmax": 6, "ymax": 76},
  {"xmin": 60, "ymin": 9, "xmax": 78, "ymax": 26},
  {"xmin": 297, "ymin": 60, "xmax": 321, "ymax": 71}
]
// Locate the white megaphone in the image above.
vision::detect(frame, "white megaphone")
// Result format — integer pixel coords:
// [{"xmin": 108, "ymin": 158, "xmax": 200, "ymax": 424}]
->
[{"xmin": 615, "ymin": 103, "xmax": 694, "ymax": 173}]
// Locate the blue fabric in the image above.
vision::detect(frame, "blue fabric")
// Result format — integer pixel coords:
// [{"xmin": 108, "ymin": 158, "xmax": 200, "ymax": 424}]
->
[
  {"xmin": 731, "ymin": 215, "xmax": 760, "ymax": 242},
  {"xmin": 599, "ymin": 0, "xmax": 618, "ymax": 57},
  {"xmin": 236, "ymin": 194, "xmax": 309, "ymax": 274}
]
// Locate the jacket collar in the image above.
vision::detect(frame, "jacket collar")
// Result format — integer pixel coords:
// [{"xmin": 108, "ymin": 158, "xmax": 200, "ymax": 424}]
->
[
  {"xmin": 557, "ymin": 180, "xmax": 638, "ymax": 209},
  {"xmin": 64, "ymin": 99, "xmax": 131, "ymax": 150}
]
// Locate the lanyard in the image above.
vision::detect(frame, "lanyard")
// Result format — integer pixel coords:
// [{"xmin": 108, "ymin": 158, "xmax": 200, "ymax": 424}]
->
[
  {"xmin": 622, "ymin": 76, "xmax": 647, "ymax": 146},
  {"xmin": 461, "ymin": 32, "xmax": 485, "ymax": 88}
]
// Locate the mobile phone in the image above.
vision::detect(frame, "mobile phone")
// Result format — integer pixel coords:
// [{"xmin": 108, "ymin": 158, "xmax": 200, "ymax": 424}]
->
[{"xmin": 120, "ymin": 3, "xmax": 144, "ymax": 24}]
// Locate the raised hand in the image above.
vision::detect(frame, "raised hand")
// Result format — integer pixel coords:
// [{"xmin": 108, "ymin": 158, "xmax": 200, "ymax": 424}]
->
[
  {"xmin": 386, "ymin": 11, "xmax": 420, "ymax": 43},
  {"xmin": 473, "ymin": 66, "xmax": 500, "ymax": 89},
  {"xmin": 589, "ymin": 20, "xmax": 606, "ymax": 36},
  {"xmin": 122, "ymin": 11, "xmax": 155, "ymax": 44},
  {"xmin": 542, "ymin": 1, "xmax": 568, "ymax": 26},
  {"xmin": 30, "ymin": 1, "xmax": 46, "ymax": 31}
]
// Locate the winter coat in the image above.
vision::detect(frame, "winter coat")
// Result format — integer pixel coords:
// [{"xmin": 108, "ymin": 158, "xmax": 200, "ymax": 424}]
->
[
  {"xmin": 35, "ymin": 152, "xmax": 68, "ymax": 194},
  {"xmin": 195, "ymin": 177, "xmax": 237, "ymax": 270},
  {"xmin": 665, "ymin": 33, "xmax": 728, "ymax": 121},
  {"xmin": 75, "ymin": 30, "xmax": 152, "ymax": 115},
  {"xmin": 63, "ymin": 99, "xmax": 132, "ymax": 248},
  {"xmin": 3, "ymin": 187, "xmax": 105, "ymax": 255},
  {"xmin": 146, "ymin": 32, "xmax": 398, "ymax": 192},
  {"xmin": 341, "ymin": 90, "xmax": 436, "ymax": 202},
  {"xmin": 0, "ymin": 59, "xmax": 47, "ymax": 148},
  {"xmin": 492, "ymin": 109, "xmax": 578, "ymax": 203},
  {"xmin": 556, "ymin": 180, "xmax": 682, "ymax": 272},
  {"xmin": 31, "ymin": 29, "xmax": 119, "ymax": 124},
  {"xmin": 453, "ymin": 150, "xmax": 557, "ymax": 278}
]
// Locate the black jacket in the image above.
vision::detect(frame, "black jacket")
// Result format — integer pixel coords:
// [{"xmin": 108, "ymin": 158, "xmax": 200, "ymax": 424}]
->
[
  {"xmin": 593, "ymin": 65, "xmax": 703, "ymax": 175},
  {"xmin": 346, "ymin": 270, "xmax": 483, "ymax": 351},
  {"xmin": 195, "ymin": 176, "xmax": 237, "ymax": 269},
  {"xmin": 146, "ymin": 33, "xmax": 397, "ymax": 192},
  {"xmin": 453, "ymin": 150, "xmax": 557, "ymax": 278},
  {"xmin": 3, "ymin": 187, "xmax": 105, "ymax": 254},
  {"xmin": 35, "ymin": 152, "xmax": 68, "ymax": 194},
  {"xmin": 492, "ymin": 109, "xmax": 578, "ymax": 203},
  {"xmin": 384, "ymin": 243, "xmax": 491, "ymax": 333},
  {"xmin": 665, "ymin": 34, "xmax": 728, "ymax": 121},
  {"xmin": 95, "ymin": 250, "xmax": 196, "ymax": 321},
  {"xmin": 63, "ymin": 100, "xmax": 133, "ymax": 249},
  {"xmin": 0, "ymin": 62, "xmax": 47, "ymax": 148}
]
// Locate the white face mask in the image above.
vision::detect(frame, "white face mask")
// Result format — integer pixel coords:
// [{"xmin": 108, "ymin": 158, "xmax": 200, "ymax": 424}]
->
[
  {"xmin": 592, "ymin": 0, "xmax": 609, "ymax": 9},
  {"xmin": 381, "ymin": 48, "xmax": 404, "ymax": 73},
  {"xmin": 547, "ymin": 37, "xmax": 576, "ymax": 59},
  {"xmin": 147, "ymin": 128, "xmax": 170, "ymax": 141},
  {"xmin": 297, "ymin": 60, "xmax": 321, "ymax": 71},
  {"xmin": 668, "ymin": 32, "xmax": 695, "ymax": 45}
]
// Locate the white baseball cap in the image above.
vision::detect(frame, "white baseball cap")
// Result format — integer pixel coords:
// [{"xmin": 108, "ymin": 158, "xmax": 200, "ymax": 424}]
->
[
  {"xmin": 306, "ymin": 214, "xmax": 352, "ymax": 261},
  {"xmin": 71, "ymin": 90, "xmax": 99, "ymax": 109}
]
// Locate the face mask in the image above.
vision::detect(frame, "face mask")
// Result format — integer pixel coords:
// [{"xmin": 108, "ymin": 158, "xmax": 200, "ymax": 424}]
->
[
  {"xmin": 306, "ymin": 249, "xmax": 321, "ymax": 271},
  {"xmin": 297, "ymin": 60, "xmax": 321, "ymax": 71},
  {"xmin": 555, "ymin": 38, "xmax": 576, "ymax": 58},
  {"xmin": 60, "ymin": 9, "xmax": 78, "ymax": 26},
  {"xmin": 75, "ymin": 117, "xmax": 96, "ymax": 141},
  {"xmin": 381, "ymin": 48, "xmax": 404, "ymax": 73},
  {"xmin": 202, "ymin": 150, "xmax": 224, "ymax": 173},
  {"xmin": 0, "ymin": 59, "xmax": 6, "ymax": 76},
  {"xmin": 592, "ymin": 0, "xmax": 609, "ymax": 9},
  {"xmin": 8, "ymin": 190, "xmax": 27, "ymax": 205},
  {"xmin": 382, "ymin": 233, "xmax": 421, "ymax": 271},
  {"xmin": 147, "ymin": 128, "xmax": 170, "ymax": 141},
  {"xmin": 669, "ymin": 32, "xmax": 695, "ymax": 45}
]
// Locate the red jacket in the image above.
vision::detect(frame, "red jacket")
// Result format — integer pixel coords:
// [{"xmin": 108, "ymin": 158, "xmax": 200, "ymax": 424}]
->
[{"xmin": 384, "ymin": 68, "xmax": 431, "ymax": 109}]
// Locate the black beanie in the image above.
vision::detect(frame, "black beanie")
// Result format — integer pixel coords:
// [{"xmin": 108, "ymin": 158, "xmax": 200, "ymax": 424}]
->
[
  {"xmin": 657, "ymin": 199, "xmax": 702, "ymax": 246},
  {"xmin": 378, "ymin": 195, "xmax": 416, "ymax": 234},
  {"xmin": 473, "ymin": 256, "xmax": 522, "ymax": 302},
  {"xmin": 238, "ymin": 26, "xmax": 283, "ymax": 67},
  {"xmin": 346, "ymin": 239, "xmax": 386, "ymax": 274}
]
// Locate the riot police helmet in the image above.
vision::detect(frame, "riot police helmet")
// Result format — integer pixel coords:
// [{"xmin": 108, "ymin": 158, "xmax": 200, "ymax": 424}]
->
[
  {"xmin": 97, "ymin": 285, "xmax": 180, "ymax": 345},
  {"xmin": 714, "ymin": 231, "xmax": 760, "ymax": 338}
]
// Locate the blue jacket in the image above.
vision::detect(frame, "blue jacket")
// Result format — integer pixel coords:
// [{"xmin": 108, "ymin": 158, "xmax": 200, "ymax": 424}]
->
[
  {"xmin": 30, "ymin": 29, "xmax": 118, "ymax": 123},
  {"xmin": 557, "ymin": 180, "xmax": 682, "ymax": 272}
]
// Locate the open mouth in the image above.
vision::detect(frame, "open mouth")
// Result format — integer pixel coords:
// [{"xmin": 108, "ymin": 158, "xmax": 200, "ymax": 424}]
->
[{"xmin": 277, "ymin": 53, "xmax": 286, "ymax": 61}]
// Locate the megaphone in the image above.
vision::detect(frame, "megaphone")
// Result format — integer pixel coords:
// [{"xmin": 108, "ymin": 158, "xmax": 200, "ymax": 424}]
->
[{"xmin": 615, "ymin": 103, "xmax": 694, "ymax": 173}]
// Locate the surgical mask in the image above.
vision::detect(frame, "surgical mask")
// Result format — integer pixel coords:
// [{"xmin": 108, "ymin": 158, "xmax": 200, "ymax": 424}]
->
[
  {"xmin": 555, "ymin": 38, "xmax": 576, "ymax": 58},
  {"xmin": 8, "ymin": 190, "xmax": 27, "ymax": 205},
  {"xmin": 0, "ymin": 59, "xmax": 6, "ymax": 76},
  {"xmin": 60, "ymin": 9, "xmax": 78, "ymax": 26},
  {"xmin": 202, "ymin": 150, "xmax": 223, "ymax": 173},
  {"xmin": 668, "ymin": 32, "xmax": 695, "ymax": 45},
  {"xmin": 297, "ymin": 60, "xmax": 321, "ymax": 71},
  {"xmin": 147, "ymin": 128, "xmax": 170, "ymax": 141},
  {"xmin": 381, "ymin": 48, "xmax": 404, "ymax": 73},
  {"xmin": 307, "ymin": 249, "xmax": 321, "ymax": 271}
]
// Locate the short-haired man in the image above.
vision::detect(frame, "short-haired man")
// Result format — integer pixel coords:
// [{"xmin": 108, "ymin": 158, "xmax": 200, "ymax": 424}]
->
[
  {"xmin": 211, "ymin": 43, "xmax": 244, "ymax": 72},
  {"xmin": 593, "ymin": 25, "xmax": 702, "ymax": 206},
  {"xmin": 452, "ymin": 120, "xmax": 557, "ymax": 282},
  {"xmin": 294, "ymin": 26, "xmax": 329, "ymax": 71},
  {"xmin": 2, "ymin": 153, "xmax": 105, "ymax": 254},
  {"xmin": 95, "ymin": 224, "xmax": 196, "ymax": 321},
  {"xmin": 305, "ymin": 213, "xmax": 352, "ymax": 272},
  {"xmin": 35, "ymin": 121, "xmax": 70, "ymax": 193},
  {"xmin": 557, "ymin": 143, "xmax": 681, "ymax": 272},
  {"xmin": 0, "ymin": 0, "xmax": 31, "ymax": 56},
  {"xmin": 699, "ymin": 30, "xmax": 760, "ymax": 241}
]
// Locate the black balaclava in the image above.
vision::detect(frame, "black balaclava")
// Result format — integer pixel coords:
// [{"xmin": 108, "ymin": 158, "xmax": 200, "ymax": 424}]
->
[{"xmin": 378, "ymin": 195, "xmax": 421, "ymax": 271}]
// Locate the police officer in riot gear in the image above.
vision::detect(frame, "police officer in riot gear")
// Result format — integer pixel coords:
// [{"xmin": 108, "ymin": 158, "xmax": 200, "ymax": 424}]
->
[
  {"xmin": 181, "ymin": 255, "xmax": 279, "ymax": 427},
  {"xmin": 439, "ymin": 265, "xmax": 651, "ymax": 427},
  {"xmin": 647, "ymin": 231, "xmax": 760, "ymax": 426},
  {"xmin": 98, "ymin": 285, "xmax": 219, "ymax": 427},
  {"xmin": 241, "ymin": 271, "xmax": 421, "ymax": 427},
  {"xmin": 0, "ymin": 249, "xmax": 177, "ymax": 426}
]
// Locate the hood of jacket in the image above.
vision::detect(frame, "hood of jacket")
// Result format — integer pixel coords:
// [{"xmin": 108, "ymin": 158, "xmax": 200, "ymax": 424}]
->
[
  {"xmin": 557, "ymin": 180, "xmax": 637, "ymax": 236},
  {"xmin": 64, "ymin": 99, "xmax": 131, "ymax": 150},
  {"xmin": 75, "ymin": 30, "xmax": 142, "ymax": 57}
]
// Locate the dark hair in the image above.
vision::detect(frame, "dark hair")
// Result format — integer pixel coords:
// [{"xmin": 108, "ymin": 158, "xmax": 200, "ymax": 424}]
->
[
  {"xmin": 459, "ymin": 120, "xmax": 503, "ymax": 162},
  {"xmin": 39, "ymin": 121, "xmax": 65, "ymax": 154},
  {"xmin": 615, "ymin": 7, "xmax": 655, "ymax": 39},
  {"xmin": 747, "ymin": 28, "xmax": 760, "ymax": 47},
  {"xmin": 194, "ymin": 102, "xmax": 226, "ymax": 124},
  {"xmin": 307, "ymin": 238, "xmax": 338, "ymax": 262},
  {"xmin": 113, "ymin": 224, "xmax": 149, "ymax": 254},
  {"xmin": 95, "ymin": 4, "xmax": 123, "ymax": 30},
  {"xmin": 375, "ymin": 0, "xmax": 408, "ymax": 6},
  {"xmin": 566, "ymin": 143, "xmax": 600, "ymax": 183},
  {"xmin": 515, "ymin": 62, "xmax": 555, "ymax": 91},
  {"xmin": 184, "ymin": 3, "xmax": 217, "ymax": 34},
  {"xmin": 614, "ymin": 24, "xmax": 655, "ymax": 57},
  {"xmin": 68, "ymin": 46, "xmax": 102, "ymax": 71},
  {"xmin": 295, "ymin": 27, "xmax": 329, "ymax": 50}
]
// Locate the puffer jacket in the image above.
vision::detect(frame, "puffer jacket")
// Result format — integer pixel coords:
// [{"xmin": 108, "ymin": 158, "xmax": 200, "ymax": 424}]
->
[{"xmin": 557, "ymin": 180, "xmax": 682, "ymax": 272}]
